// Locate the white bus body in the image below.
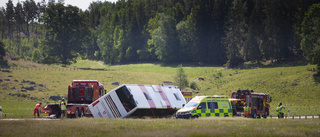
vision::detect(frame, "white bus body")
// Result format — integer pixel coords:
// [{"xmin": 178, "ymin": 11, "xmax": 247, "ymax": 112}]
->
[{"xmin": 88, "ymin": 84, "xmax": 186, "ymax": 118}]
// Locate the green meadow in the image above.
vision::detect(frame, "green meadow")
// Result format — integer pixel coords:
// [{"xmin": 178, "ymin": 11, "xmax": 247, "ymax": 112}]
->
[
  {"xmin": 0, "ymin": 59, "xmax": 320, "ymax": 118},
  {"xmin": 0, "ymin": 117, "xmax": 319, "ymax": 137}
]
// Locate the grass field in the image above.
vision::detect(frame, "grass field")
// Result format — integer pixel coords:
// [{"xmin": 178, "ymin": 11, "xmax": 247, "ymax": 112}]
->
[
  {"xmin": 0, "ymin": 117, "xmax": 319, "ymax": 137},
  {"xmin": 0, "ymin": 59, "xmax": 320, "ymax": 118}
]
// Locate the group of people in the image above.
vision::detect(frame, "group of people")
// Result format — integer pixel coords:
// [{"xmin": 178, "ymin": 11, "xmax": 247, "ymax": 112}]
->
[
  {"xmin": 242, "ymin": 102, "xmax": 285, "ymax": 118},
  {"xmin": 33, "ymin": 98, "xmax": 67, "ymax": 118}
]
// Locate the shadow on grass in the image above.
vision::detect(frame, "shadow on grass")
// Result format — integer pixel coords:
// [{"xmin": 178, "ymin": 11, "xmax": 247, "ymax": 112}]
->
[
  {"xmin": 77, "ymin": 68, "xmax": 114, "ymax": 71},
  {"xmin": 313, "ymin": 73, "xmax": 320, "ymax": 83},
  {"xmin": 235, "ymin": 59, "xmax": 311, "ymax": 70}
]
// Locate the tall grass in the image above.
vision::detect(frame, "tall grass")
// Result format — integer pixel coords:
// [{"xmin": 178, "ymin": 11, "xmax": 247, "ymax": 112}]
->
[{"xmin": 0, "ymin": 117, "xmax": 319, "ymax": 137}]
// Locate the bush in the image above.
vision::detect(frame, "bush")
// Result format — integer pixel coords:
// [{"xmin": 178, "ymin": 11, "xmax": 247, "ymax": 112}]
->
[
  {"xmin": 190, "ymin": 80, "xmax": 199, "ymax": 90},
  {"xmin": 32, "ymin": 49, "xmax": 42, "ymax": 62}
]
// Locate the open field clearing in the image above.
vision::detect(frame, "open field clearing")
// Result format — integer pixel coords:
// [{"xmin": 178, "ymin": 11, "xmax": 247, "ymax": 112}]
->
[
  {"xmin": 0, "ymin": 117, "xmax": 319, "ymax": 137},
  {"xmin": 0, "ymin": 59, "xmax": 320, "ymax": 118}
]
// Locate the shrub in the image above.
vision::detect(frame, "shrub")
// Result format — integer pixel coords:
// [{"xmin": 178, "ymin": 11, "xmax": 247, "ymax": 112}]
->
[{"xmin": 190, "ymin": 80, "xmax": 199, "ymax": 90}]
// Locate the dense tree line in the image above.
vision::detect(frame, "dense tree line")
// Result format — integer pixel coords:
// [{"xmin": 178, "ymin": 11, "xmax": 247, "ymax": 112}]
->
[{"xmin": 0, "ymin": 0, "xmax": 319, "ymax": 68}]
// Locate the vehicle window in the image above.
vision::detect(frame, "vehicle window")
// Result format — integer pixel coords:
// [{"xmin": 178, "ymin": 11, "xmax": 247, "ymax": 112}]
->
[
  {"xmin": 184, "ymin": 102, "xmax": 199, "ymax": 108},
  {"xmin": 252, "ymin": 98, "xmax": 257, "ymax": 107},
  {"xmin": 85, "ymin": 87, "xmax": 93, "ymax": 100},
  {"xmin": 144, "ymin": 92, "xmax": 152, "ymax": 100},
  {"xmin": 173, "ymin": 93, "xmax": 181, "ymax": 100},
  {"xmin": 197, "ymin": 102, "xmax": 206, "ymax": 109},
  {"xmin": 100, "ymin": 88, "xmax": 104, "ymax": 96},
  {"xmin": 207, "ymin": 102, "xmax": 218, "ymax": 109},
  {"xmin": 69, "ymin": 87, "xmax": 79, "ymax": 99},
  {"xmin": 115, "ymin": 86, "xmax": 137, "ymax": 112}
]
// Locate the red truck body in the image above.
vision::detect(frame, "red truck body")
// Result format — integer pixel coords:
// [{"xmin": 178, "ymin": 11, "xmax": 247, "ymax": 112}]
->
[
  {"xmin": 41, "ymin": 80, "xmax": 105, "ymax": 118},
  {"xmin": 181, "ymin": 91, "xmax": 192, "ymax": 103},
  {"xmin": 66, "ymin": 80, "xmax": 105, "ymax": 118},
  {"xmin": 231, "ymin": 89, "xmax": 271, "ymax": 118}
]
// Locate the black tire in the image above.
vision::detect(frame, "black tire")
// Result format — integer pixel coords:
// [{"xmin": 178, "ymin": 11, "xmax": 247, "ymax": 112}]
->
[
  {"xmin": 253, "ymin": 110, "xmax": 257, "ymax": 118},
  {"xmin": 81, "ymin": 108, "xmax": 84, "ymax": 117},
  {"xmin": 75, "ymin": 108, "xmax": 79, "ymax": 118},
  {"xmin": 263, "ymin": 110, "xmax": 268, "ymax": 119},
  {"xmin": 192, "ymin": 115, "xmax": 199, "ymax": 119}
]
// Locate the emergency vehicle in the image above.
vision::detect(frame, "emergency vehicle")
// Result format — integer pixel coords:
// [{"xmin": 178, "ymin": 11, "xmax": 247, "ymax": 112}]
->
[
  {"xmin": 231, "ymin": 89, "xmax": 271, "ymax": 118},
  {"xmin": 41, "ymin": 80, "xmax": 105, "ymax": 118},
  {"xmin": 176, "ymin": 95, "xmax": 233, "ymax": 119},
  {"xmin": 181, "ymin": 91, "xmax": 192, "ymax": 103},
  {"xmin": 88, "ymin": 84, "xmax": 186, "ymax": 118}
]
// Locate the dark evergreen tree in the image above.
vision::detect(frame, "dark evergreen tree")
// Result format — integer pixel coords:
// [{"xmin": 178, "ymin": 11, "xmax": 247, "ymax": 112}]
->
[
  {"xmin": 243, "ymin": 0, "xmax": 263, "ymax": 63},
  {"xmin": 301, "ymin": 3, "xmax": 320, "ymax": 71},
  {"xmin": 14, "ymin": 1, "xmax": 24, "ymax": 40},
  {"xmin": 223, "ymin": 0, "xmax": 247, "ymax": 67},
  {"xmin": 5, "ymin": 0, "xmax": 14, "ymax": 39},
  {"xmin": 0, "ymin": 9, "xmax": 6, "ymax": 39},
  {"xmin": 23, "ymin": 0, "xmax": 38, "ymax": 38},
  {"xmin": 0, "ymin": 40, "xmax": 5, "ymax": 60}
]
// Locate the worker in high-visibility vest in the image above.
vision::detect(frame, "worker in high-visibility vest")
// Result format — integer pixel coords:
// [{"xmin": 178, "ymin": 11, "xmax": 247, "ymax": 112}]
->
[
  {"xmin": 60, "ymin": 98, "xmax": 67, "ymax": 119},
  {"xmin": 243, "ymin": 102, "xmax": 249, "ymax": 117},
  {"xmin": 276, "ymin": 102, "xmax": 285, "ymax": 118}
]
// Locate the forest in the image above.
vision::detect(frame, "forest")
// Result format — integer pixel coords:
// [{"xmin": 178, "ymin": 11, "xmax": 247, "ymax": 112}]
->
[{"xmin": 0, "ymin": 0, "xmax": 319, "ymax": 68}]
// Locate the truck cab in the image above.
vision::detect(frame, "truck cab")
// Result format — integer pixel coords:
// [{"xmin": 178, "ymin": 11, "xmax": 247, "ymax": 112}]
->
[
  {"xmin": 67, "ymin": 80, "xmax": 105, "ymax": 104},
  {"xmin": 66, "ymin": 80, "xmax": 105, "ymax": 118},
  {"xmin": 231, "ymin": 89, "xmax": 271, "ymax": 118},
  {"xmin": 41, "ymin": 80, "xmax": 105, "ymax": 118}
]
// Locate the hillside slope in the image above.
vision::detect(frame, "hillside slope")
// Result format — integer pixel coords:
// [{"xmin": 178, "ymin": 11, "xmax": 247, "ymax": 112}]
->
[{"xmin": 0, "ymin": 59, "xmax": 319, "ymax": 118}]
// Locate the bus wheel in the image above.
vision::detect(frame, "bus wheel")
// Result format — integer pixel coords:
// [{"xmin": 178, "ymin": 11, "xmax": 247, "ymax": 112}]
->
[
  {"xmin": 75, "ymin": 108, "xmax": 79, "ymax": 118},
  {"xmin": 81, "ymin": 108, "xmax": 84, "ymax": 117}
]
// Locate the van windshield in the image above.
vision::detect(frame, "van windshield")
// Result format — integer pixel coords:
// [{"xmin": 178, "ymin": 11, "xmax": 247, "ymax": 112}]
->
[{"xmin": 184, "ymin": 101, "xmax": 199, "ymax": 108}]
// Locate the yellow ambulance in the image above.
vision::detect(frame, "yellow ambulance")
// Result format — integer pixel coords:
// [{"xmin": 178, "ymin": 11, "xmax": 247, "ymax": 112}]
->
[{"xmin": 176, "ymin": 95, "xmax": 233, "ymax": 118}]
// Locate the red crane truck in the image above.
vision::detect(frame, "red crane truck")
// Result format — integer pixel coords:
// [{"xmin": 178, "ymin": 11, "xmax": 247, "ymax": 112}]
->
[
  {"xmin": 231, "ymin": 89, "xmax": 271, "ymax": 118},
  {"xmin": 41, "ymin": 80, "xmax": 105, "ymax": 118}
]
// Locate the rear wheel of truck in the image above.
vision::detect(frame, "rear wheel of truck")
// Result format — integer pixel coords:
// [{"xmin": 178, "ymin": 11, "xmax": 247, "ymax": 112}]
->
[
  {"xmin": 252, "ymin": 110, "xmax": 257, "ymax": 118},
  {"xmin": 75, "ymin": 108, "xmax": 79, "ymax": 118},
  {"xmin": 263, "ymin": 110, "xmax": 268, "ymax": 118},
  {"xmin": 80, "ymin": 108, "xmax": 84, "ymax": 117}
]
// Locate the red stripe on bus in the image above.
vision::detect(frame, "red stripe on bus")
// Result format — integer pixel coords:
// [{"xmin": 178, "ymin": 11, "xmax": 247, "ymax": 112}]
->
[
  {"xmin": 156, "ymin": 85, "xmax": 172, "ymax": 109},
  {"xmin": 139, "ymin": 85, "xmax": 156, "ymax": 109},
  {"xmin": 92, "ymin": 100, "xmax": 100, "ymax": 107}
]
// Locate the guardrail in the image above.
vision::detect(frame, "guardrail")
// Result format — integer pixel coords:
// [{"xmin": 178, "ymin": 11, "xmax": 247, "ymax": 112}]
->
[{"xmin": 269, "ymin": 115, "xmax": 320, "ymax": 119}]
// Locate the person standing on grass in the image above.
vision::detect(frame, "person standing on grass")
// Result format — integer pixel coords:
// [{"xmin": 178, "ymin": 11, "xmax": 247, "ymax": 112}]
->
[
  {"xmin": 60, "ymin": 98, "xmax": 67, "ymax": 119},
  {"xmin": 34, "ymin": 102, "xmax": 42, "ymax": 118},
  {"xmin": 276, "ymin": 102, "xmax": 285, "ymax": 118},
  {"xmin": 243, "ymin": 102, "xmax": 249, "ymax": 117}
]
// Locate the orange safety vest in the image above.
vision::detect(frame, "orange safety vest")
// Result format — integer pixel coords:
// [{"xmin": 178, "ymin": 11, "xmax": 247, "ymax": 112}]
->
[{"xmin": 244, "ymin": 106, "xmax": 249, "ymax": 116}]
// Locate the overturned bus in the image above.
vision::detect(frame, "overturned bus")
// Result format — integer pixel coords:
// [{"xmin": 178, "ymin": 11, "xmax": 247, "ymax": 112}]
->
[{"xmin": 88, "ymin": 84, "xmax": 186, "ymax": 118}]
